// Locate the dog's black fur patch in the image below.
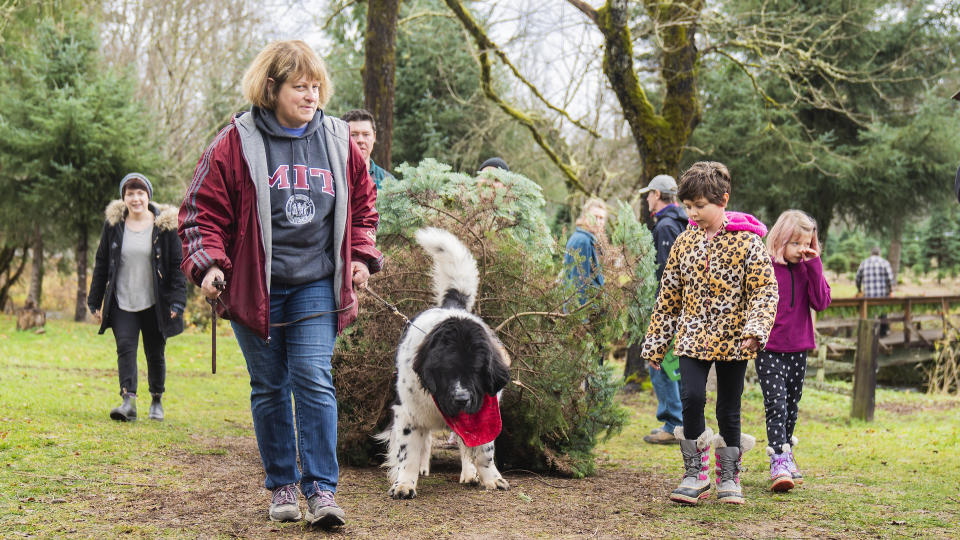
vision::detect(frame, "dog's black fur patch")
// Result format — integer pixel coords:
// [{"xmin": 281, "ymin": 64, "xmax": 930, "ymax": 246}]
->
[
  {"xmin": 412, "ymin": 317, "xmax": 511, "ymax": 418},
  {"xmin": 440, "ymin": 288, "xmax": 470, "ymax": 310}
]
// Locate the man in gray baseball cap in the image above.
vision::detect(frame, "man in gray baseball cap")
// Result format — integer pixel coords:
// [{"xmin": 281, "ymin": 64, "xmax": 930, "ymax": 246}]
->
[
  {"xmin": 638, "ymin": 174, "xmax": 678, "ymax": 196},
  {"xmin": 627, "ymin": 173, "xmax": 686, "ymax": 444}
]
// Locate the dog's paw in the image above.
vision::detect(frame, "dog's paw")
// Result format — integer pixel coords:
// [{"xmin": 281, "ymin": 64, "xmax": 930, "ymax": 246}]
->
[
  {"xmin": 481, "ymin": 476, "xmax": 510, "ymax": 491},
  {"xmin": 419, "ymin": 454, "xmax": 431, "ymax": 477},
  {"xmin": 459, "ymin": 471, "xmax": 480, "ymax": 485},
  {"xmin": 388, "ymin": 482, "xmax": 417, "ymax": 499}
]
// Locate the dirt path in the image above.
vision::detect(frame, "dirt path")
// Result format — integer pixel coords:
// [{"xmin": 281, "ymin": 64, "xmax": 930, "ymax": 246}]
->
[{"xmin": 100, "ymin": 435, "xmax": 837, "ymax": 539}]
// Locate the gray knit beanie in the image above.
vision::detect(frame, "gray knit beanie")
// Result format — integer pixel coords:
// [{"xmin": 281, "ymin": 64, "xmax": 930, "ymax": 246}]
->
[{"xmin": 119, "ymin": 172, "xmax": 153, "ymax": 200}]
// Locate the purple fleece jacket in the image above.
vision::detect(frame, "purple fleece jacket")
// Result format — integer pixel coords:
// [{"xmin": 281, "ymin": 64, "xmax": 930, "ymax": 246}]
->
[{"xmin": 765, "ymin": 256, "xmax": 832, "ymax": 352}]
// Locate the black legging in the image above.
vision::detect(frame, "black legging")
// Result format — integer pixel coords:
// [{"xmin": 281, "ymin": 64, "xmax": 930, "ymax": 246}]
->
[
  {"xmin": 679, "ymin": 356, "xmax": 747, "ymax": 448},
  {"xmin": 111, "ymin": 306, "xmax": 166, "ymax": 396}
]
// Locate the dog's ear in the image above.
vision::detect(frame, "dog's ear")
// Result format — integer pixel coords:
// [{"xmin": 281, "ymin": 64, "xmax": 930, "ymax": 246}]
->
[
  {"xmin": 414, "ymin": 347, "xmax": 440, "ymax": 396},
  {"xmin": 483, "ymin": 349, "xmax": 511, "ymax": 395}
]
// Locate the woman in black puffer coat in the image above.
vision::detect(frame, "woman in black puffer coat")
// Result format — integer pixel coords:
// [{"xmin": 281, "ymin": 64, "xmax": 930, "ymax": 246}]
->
[{"xmin": 88, "ymin": 173, "xmax": 186, "ymax": 422}]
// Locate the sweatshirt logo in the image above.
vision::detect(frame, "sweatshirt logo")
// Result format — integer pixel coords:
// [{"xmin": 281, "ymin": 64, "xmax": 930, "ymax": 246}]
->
[
  {"xmin": 285, "ymin": 194, "xmax": 315, "ymax": 225},
  {"xmin": 268, "ymin": 165, "xmax": 335, "ymax": 196}
]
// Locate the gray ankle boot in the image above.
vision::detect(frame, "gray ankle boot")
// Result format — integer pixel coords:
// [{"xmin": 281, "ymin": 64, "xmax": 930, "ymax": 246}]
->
[
  {"xmin": 149, "ymin": 393, "xmax": 164, "ymax": 421},
  {"xmin": 712, "ymin": 433, "xmax": 756, "ymax": 505},
  {"xmin": 110, "ymin": 392, "xmax": 137, "ymax": 422},
  {"xmin": 669, "ymin": 428, "xmax": 713, "ymax": 505},
  {"xmin": 715, "ymin": 447, "xmax": 744, "ymax": 503}
]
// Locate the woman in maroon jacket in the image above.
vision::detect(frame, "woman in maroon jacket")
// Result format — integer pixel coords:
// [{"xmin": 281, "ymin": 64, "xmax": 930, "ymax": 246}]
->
[
  {"xmin": 758, "ymin": 210, "xmax": 831, "ymax": 493},
  {"xmin": 178, "ymin": 41, "xmax": 382, "ymax": 528}
]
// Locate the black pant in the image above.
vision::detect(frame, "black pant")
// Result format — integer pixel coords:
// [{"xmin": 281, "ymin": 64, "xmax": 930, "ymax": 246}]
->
[
  {"xmin": 111, "ymin": 306, "xmax": 166, "ymax": 396},
  {"xmin": 679, "ymin": 356, "xmax": 747, "ymax": 448},
  {"xmin": 755, "ymin": 350, "xmax": 807, "ymax": 449}
]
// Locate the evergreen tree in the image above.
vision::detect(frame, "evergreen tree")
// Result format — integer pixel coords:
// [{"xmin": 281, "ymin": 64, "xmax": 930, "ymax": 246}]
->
[{"xmin": 0, "ymin": 12, "xmax": 162, "ymax": 318}]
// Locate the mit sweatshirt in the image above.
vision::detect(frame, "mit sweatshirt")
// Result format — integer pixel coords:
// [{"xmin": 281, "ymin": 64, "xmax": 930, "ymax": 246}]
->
[
  {"xmin": 764, "ymin": 257, "xmax": 832, "ymax": 353},
  {"xmin": 253, "ymin": 106, "xmax": 336, "ymax": 285}
]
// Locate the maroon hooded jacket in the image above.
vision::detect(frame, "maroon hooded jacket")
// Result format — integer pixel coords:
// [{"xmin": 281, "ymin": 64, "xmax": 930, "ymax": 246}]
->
[{"xmin": 178, "ymin": 111, "xmax": 383, "ymax": 339}]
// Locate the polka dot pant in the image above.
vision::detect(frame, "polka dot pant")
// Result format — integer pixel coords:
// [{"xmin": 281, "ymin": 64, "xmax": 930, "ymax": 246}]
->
[{"xmin": 755, "ymin": 350, "xmax": 807, "ymax": 449}]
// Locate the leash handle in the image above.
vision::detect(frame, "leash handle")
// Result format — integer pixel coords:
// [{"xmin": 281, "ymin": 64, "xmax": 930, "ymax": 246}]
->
[{"xmin": 207, "ymin": 279, "xmax": 226, "ymax": 374}]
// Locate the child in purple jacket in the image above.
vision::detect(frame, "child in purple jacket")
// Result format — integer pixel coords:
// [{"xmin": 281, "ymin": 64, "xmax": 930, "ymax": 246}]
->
[{"xmin": 757, "ymin": 210, "xmax": 831, "ymax": 492}]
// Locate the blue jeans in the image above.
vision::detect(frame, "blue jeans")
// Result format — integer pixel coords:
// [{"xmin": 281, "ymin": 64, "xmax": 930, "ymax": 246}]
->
[
  {"xmin": 232, "ymin": 278, "xmax": 339, "ymax": 497},
  {"xmin": 649, "ymin": 363, "xmax": 682, "ymax": 432}
]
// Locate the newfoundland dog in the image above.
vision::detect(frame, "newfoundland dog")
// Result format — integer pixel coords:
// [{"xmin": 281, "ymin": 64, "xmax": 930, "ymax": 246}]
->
[{"xmin": 377, "ymin": 228, "xmax": 512, "ymax": 499}]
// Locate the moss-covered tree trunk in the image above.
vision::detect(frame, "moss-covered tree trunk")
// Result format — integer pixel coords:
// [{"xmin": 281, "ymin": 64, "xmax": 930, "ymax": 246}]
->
[
  {"xmin": 593, "ymin": 0, "xmax": 701, "ymax": 187},
  {"xmin": 363, "ymin": 0, "xmax": 400, "ymax": 171}
]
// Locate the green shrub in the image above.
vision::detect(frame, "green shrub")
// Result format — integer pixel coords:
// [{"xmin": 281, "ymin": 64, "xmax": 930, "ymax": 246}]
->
[
  {"xmin": 333, "ymin": 160, "xmax": 653, "ymax": 476},
  {"xmin": 824, "ymin": 252, "xmax": 850, "ymax": 274}
]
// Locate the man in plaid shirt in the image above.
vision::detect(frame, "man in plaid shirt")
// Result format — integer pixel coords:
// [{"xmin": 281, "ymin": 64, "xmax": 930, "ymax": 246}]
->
[
  {"xmin": 856, "ymin": 247, "xmax": 894, "ymax": 336},
  {"xmin": 856, "ymin": 247, "xmax": 894, "ymax": 298}
]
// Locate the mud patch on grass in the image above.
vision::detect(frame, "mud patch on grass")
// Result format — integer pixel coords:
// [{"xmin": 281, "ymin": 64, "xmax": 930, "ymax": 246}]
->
[{"xmin": 96, "ymin": 436, "xmax": 848, "ymax": 539}]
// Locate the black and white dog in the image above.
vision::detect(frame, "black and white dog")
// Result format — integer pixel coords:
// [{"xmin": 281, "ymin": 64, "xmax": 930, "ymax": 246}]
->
[{"xmin": 377, "ymin": 228, "xmax": 512, "ymax": 499}]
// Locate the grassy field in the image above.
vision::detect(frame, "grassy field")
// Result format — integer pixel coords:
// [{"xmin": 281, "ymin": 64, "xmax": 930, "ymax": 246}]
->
[{"xmin": 1, "ymin": 315, "xmax": 959, "ymax": 538}]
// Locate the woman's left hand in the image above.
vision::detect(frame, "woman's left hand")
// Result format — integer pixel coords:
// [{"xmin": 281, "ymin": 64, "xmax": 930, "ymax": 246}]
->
[
  {"xmin": 740, "ymin": 337, "xmax": 759, "ymax": 352},
  {"xmin": 351, "ymin": 261, "xmax": 370, "ymax": 289}
]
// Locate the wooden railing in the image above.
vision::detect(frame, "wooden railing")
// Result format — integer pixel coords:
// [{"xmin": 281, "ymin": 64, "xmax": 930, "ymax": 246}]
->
[
  {"xmin": 826, "ymin": 295, "xmax": 960, "ymax": 347},
  {"xmin": 818, "ymin": 295, "xmax": 960, "ymax": 421}
]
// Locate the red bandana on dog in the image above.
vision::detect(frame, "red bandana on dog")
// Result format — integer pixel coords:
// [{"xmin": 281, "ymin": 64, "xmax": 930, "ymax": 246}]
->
[{"xmin": 433, "ymin": 394, "xmax": 502, "ymax": 447}]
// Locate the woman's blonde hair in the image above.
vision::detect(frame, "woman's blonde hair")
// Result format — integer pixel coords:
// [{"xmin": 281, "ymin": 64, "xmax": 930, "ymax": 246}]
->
[
  {"xmin": 241, "ymin": 40, "xmax": 332, "ymax": 110},
  {"xmin": 575, "ymin": 198, "xmax": 608, "ymax": 229},
  {"xmin": 766, "ymin": 209, "xmax": 819, "ymax": 264}
]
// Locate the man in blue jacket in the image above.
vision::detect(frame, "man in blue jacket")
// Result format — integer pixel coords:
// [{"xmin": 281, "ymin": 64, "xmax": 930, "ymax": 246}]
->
[{"xmin": 637, "ymin": 174, "xmax": 687, "ymax": 444}]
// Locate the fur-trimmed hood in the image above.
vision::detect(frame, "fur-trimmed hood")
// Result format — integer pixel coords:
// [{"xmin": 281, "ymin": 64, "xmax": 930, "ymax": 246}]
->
[{"xmin": 105, "ymin": 200, "xmax": 178, "ymax": 231}]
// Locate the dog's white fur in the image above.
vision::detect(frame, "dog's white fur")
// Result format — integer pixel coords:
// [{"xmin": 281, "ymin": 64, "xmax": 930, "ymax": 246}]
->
[
  {"xmin": 415, "ymin": 228, "xmax": 480, "ymax": 312},
  {"xmin": 376, "ymin": 228, "xmax": 510, "ymax": 499}
]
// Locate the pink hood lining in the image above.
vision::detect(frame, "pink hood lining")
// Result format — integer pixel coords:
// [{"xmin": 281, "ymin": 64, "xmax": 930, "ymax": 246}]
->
[{"xmin": 688, "ymin": 211, "xmax": 767, "ymax": 237}]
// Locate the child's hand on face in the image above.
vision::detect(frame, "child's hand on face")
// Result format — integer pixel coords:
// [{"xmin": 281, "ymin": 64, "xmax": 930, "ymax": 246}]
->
[{"xmin": 800, "ymin": 247, "xmax": 819, "ymax": 261}]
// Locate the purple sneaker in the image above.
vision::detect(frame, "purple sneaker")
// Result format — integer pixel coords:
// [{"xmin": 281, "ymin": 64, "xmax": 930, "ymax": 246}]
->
[
  {"xmin": 766, "ymin": 446, "xmax": 795, "ymax": 492},
  {"xmin": 269, "ymin": 484, "xmax": 301, "ymax": 522},
  {"xmin": 306, "ymin": 484, "xmax": 346, "ymax": 528}
]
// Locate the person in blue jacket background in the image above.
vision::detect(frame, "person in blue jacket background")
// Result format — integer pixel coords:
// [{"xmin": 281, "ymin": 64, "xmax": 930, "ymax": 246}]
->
[{"xmin": 563, "ymin": 197, "xmax": 607, "ymax": 310}]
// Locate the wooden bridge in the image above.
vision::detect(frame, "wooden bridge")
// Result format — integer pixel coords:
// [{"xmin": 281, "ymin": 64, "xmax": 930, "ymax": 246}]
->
[{"xmin": 811, "ymin": 295, "xmax": 960, "ymax": 420}]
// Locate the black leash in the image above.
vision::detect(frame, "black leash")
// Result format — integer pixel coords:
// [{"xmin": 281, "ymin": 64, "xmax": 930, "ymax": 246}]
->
[{"xmin": 205, "ymin": 280, "xmax": 425, "ymax": 375}]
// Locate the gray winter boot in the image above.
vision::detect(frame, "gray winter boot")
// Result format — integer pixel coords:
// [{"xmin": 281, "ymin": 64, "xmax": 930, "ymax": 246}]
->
[
  {"xmin": 712, "ymin": 433, "xmax": 756, "ymax": 505},
  {"xmin": 149, "ymin": 393, "xmax": 164, "ymax": 421},
  {"xmin": 110, "ymin": 392, "xmax": 137, "ymax": 422},
  {"xmin": 669, "ymin": 427, "xmax": 714, "ymax": 505}
]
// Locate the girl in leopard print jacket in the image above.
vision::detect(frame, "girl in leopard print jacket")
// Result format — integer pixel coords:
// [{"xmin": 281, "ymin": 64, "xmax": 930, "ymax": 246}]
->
[{"xmin": 641, "ymin": 161, "xmax": 778, "ymax": 506}]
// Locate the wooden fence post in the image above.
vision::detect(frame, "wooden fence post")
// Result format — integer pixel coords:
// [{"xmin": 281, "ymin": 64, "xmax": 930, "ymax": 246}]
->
[{"xmin": 851, "ymin": 318, "xmax": 879, "ymax": 421}]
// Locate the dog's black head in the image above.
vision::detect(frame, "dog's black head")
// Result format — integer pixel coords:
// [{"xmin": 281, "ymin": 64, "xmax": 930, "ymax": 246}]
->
[{"xmin": 413, "ymin": 317, "xmax": 511, "ymax": 417}]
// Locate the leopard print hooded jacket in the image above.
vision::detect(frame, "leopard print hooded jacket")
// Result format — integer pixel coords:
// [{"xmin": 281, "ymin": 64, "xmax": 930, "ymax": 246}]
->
[{"xmin": 641, "ymin": 211, "xmax": 778, "ymax": 364}]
